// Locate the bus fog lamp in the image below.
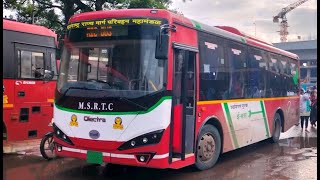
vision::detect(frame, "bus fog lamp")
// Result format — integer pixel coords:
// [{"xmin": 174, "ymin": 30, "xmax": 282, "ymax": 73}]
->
[
  {"xmin": 57, "ymin": 146, "xmax": 62, "ymax": 152},
  {"xmin": 131, "ymin": 141, "xmax": 136, "ymax": 146},
  {"xmin": 139, "ymin": 156, "xmax": 145, "ymax": 162},
  {"xmin": 142, "ymin": 137, "xmax": 148, "ymax": 143}
]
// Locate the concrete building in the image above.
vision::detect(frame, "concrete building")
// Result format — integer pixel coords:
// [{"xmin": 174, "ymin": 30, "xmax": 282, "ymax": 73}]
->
[{"xmin": 273, "ymin": 40, "xmax": 317, "ymax": 84}]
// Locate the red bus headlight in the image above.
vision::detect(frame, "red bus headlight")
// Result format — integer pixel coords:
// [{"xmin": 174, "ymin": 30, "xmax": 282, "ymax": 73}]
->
[
  {"xmin": 53, "ymin": 123, "xmax": 74, "ymax": 145},
  {"xmin": 117, "ymin": 129, "xmax": 164, "ymax": 151}
]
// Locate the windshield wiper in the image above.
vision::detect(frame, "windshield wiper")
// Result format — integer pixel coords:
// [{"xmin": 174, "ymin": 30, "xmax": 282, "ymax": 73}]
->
[
  {"xmin": 119, "ymin": 97, "xmax": 148, "ymax": 111},
  {"xmin": 62, "ymin": 86, "xmax": 91, "ymax": 97}
]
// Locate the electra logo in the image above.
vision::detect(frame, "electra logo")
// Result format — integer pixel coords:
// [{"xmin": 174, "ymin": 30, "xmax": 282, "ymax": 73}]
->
[
  {"xmin": 89, "ymin": 130, "xmax": 100, "ymax": 139},
  {"xmin": 84, "ymin": 116, "xmax": 106, "ymax": 122}
]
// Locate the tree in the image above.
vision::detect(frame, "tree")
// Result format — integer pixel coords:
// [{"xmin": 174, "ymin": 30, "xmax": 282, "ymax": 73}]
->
[
  {"xmin": 128, "ymin": 0, "xmax": 170, "ymax": 9},
  {"xmin": 3, "ymin": 0, "xmax": 172, "ymax": 38}
]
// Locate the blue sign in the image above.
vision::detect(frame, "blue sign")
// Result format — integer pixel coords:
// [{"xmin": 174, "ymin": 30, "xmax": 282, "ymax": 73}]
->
[{"xmin": 89, "ymin": 130, "xmax": 100, "ymax": 139}]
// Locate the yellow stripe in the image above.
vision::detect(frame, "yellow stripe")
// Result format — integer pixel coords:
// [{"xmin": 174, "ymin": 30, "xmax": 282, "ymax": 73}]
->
[
  {"xmin": 47, "ymin": 99, "xmax": 54, "ymax": 103},
  {"xmin": 197, "ymin": 96, "xmax": 299, "ymax": 105},
  {"xmin": 3, "ymin": 104, "xmax": 14, "ymax": 108}
]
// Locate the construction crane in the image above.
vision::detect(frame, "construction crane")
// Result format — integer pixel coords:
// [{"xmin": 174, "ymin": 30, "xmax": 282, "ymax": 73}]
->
[{"xmin": 273, "ymin": 0, "xmax": 310, "ymax": 42}]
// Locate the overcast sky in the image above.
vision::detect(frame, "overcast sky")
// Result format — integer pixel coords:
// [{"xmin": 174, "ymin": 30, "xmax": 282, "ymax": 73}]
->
[{"xmin": 170, "ymin": 0, "xmax": 317, "ymax": 43}]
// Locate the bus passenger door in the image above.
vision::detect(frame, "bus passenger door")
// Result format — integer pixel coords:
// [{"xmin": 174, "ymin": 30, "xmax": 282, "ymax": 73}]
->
[{"xmin": 172, "ymin": 48, "xmax": 196, "ymax": 159}]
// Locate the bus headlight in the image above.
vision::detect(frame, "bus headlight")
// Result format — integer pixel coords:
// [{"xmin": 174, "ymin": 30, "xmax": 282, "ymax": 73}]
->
[
  {"xmin": 142, "ymin": 137, "xmax": 148, "ymax": 144},
  {"xmin": 117, "ymin": 129, "xmax": 164, "ymax": 151},
  {"xmin": 53, "ymin": 123, "xmax": 74, "ymax": 145}
]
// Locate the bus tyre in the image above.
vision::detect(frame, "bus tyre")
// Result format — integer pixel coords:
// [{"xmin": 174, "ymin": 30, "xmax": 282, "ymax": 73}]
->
[
  {"xmin": 270, "ymin": 113, "xmax": 281, "ymax": 143},
  {"xmin": 195, "ymin": 125, "xmax": 221, "ymax": 171},
  {"xmin": 40, "ymin": 133, "xmax": 55, "ymax": 160}
]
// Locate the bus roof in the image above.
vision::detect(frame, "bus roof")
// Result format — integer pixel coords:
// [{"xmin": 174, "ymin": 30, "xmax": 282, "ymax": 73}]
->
[
  {"xmin": 68, "ymin": 9, "xmax": 299, "ymax": 60},
  {"xmin": 3, "ymin": 19, "xmax": 57, "ymax": 39}
]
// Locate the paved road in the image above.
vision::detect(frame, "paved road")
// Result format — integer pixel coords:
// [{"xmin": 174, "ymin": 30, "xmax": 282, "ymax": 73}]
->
[{"xmin": 3, "ymin": 125, "xmax": 317, "ymax": 180}]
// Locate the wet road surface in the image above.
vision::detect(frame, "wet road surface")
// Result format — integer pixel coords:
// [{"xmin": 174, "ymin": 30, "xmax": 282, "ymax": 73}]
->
[{"xmin": 3, "ymin": 125, "xmax": 317, "ymax": 180}]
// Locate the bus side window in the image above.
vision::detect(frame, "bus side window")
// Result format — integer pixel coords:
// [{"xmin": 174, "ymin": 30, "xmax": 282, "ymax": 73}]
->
[
  {"xmin": 19, "ymin": 50, "xmax": 33, "ymax": 78},
  {"xmin": 268, "ymin": 53, "xmax": 283, "ymax": 97},
  {"xmin": 32, "ymin": 52, "xmax": 45, "ymax": 79},
  {"xmin": 198, "ymin": 32, "xmax": 228, "ymax": 101},
  {"xmin": 50, "ymin": 53, "xmax": 57, "ymax": 80},
  {"xmin": 18, "ymin": 50, "xmax": 45, "ymax": 79},
  {"xmin": 283, "ymin": 57, "xmax": 293, "ymax": 96},
  {"xmin": 17, "ymin": 50, "xmax": 22, "ymax": 78},
  {"xmin": 225, "ymin": 40, "xmax": 248, "ymax": 99},
  {"xmin": 247, "ymin": 47, "xmax": 267, "ymax": 98},
  {"xmin": 173, "ymin": 49, "xmax": 183, "ymax": 105},
  {"xmin": 289, "ymin": 59, "xmax": 299, "ymax": 95}
]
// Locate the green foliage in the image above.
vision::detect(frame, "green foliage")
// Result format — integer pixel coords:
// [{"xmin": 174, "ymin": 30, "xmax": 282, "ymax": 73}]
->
[
  {"xmin": 128, "ymin": 0, "xmax": 171, "ymax": 9},
  {"xmin": 4, "ymin": 0, "xmax": 62, "ymax": 33}
]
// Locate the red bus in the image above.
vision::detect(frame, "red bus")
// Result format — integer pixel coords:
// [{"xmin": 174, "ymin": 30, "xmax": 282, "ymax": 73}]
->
[
  {"xmin": 53, "ymin": 9, "xmax": 300, "ymax": 170},
  {"xmin": 3, "ymin": 19, "xmax": 58, "ymax": 142}
]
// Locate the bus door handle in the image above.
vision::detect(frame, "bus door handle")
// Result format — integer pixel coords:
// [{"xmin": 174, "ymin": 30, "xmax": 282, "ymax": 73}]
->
[{"xmin": 18, "ymin": 91, "xmax": 25, "ymax": 97}]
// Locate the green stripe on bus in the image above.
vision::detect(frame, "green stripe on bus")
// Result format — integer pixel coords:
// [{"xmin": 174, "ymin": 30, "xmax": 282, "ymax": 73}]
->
[
  {"xmin": 55, "ymin": 96, "xmax": 172, "ymax": 115},
  {"xmin": 192, "ymin": 20, "xmax": 201, "ymax": 29},
  {"xmin": 223, "ymin": 103, "xmax": 239, "ymax": 148},
  {"xmin": 241, "ymin": 38, "xmax": 246, "ymax": 43},
  {"xmin": 260, "ymin": 100, "xmax": 270, "ymax": 137}
]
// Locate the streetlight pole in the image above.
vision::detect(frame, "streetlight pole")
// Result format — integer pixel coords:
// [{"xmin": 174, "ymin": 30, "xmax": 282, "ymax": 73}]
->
[
  {"xmin": 253, "ymin": 21, "xmax": 256, "ymax": 38},
  {"xmin": 253, "ymin": 17, "xmax": 256, "ymax": 38}
]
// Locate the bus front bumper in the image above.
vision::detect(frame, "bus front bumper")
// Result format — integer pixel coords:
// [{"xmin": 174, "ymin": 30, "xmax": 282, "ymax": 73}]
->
[{"xmin": 54, "ymin": 142, "xmax": 170, "ymax": 169}]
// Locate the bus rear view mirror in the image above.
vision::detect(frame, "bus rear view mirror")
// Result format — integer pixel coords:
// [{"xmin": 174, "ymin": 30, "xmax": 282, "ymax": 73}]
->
[
  {"xmin": 155, "ymin": 24, "xmax": 176, "ymax": 59},
  {"xmin": 155, "ymin": 34, "xmax": 169, "ymax": 60}
]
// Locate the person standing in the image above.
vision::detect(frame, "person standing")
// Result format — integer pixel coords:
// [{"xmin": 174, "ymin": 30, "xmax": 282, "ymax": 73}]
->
[
  {"xmin": 310, "ymin": 88, "xmax": 317, "ymax": 127},
  {"xmin": 300, "ymin": 89, "xmax": 311, "ymax": 132}
]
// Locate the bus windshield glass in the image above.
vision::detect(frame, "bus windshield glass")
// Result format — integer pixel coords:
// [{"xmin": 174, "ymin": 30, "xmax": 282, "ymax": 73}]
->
[{"xmin": 57, "ymin": 18, "xmax": 168, "ymax": 98}]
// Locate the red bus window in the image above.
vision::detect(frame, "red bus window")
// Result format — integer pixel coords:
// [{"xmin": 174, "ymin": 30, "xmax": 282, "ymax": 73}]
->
[
  {"xmin": 32, "ymin": 106, "xmax": 41, "ymax": 113},
  {"xmin": 19, "ymin": 108, "xmax": 29, "ymax": 122},
  {"xmin": 50, "ymin": 53, "xmax": 58, "ymax": 80},
  {"xmin": 18, "ymin": 50, "xmax": 45, "ymax": 79}
]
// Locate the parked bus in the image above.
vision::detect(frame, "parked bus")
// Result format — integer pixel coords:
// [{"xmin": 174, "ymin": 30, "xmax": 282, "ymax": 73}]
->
[
  {"xmin": 53, "ymin": 9, "xmax": 300, "ymax": 170},
  {"xmin": 3, "ymin": 19, "xmax": 58, "ymax": 141}
]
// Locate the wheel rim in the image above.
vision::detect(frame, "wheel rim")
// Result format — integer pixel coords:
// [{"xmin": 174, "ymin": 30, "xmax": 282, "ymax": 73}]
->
[
  {"xmin": 198, "ymin": 133, "xmax": 216, "ymax": 162},
  {"xmin": 44, "ymin": 137, "xmax": 55, "ymax": 158}
]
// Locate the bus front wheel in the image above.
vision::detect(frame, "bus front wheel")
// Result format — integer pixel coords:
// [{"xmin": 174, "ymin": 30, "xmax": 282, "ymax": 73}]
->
[
  {"xmin": 195, "ymin": 125, "xmax": 221, "ymax": 171},
  {"xmin": 270, "ymin": 113, "xmax": 282, "ymax": 143}
]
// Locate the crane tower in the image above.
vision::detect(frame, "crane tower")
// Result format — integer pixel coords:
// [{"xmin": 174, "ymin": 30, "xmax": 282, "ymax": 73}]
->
[{"xmin": 273, "ymin": 0, "xmax": 310, "ymax": 42}]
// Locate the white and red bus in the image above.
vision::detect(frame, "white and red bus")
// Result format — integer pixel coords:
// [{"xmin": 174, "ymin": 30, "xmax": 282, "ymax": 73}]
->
[
  {"xmin": 3, "ymin": 19, "xmax": 58, "ymax": 141},
  {"xmin": 53, "ymin": 9, "xmax": 300, "ymax": 170}
]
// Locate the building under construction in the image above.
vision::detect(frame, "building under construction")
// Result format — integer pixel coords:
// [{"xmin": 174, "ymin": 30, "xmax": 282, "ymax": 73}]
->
[{"xmin": 273, "ymin": 40, "xmax": 317, "ymax": 84}]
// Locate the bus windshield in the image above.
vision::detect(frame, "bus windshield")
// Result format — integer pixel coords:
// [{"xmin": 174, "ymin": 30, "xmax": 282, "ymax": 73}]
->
[{"xmin": 57, "ymin": 24, "xmax": 167, "ymax": 98}]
